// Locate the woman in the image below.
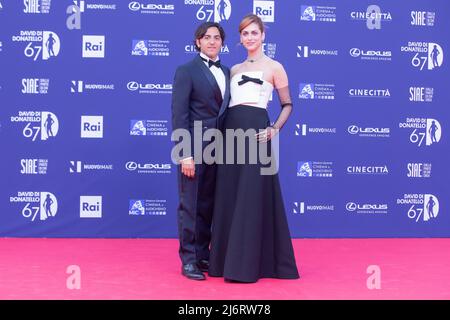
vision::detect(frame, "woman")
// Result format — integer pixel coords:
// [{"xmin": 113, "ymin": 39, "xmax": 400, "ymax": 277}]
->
[{"xmin": 208, "ymin": 14, "xmax": 299, "ymax": 283}]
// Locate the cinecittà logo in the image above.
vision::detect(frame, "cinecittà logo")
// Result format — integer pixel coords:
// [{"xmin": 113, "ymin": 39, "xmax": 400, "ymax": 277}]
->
[
  {"xmin": 347, "ymin": 165, "xmax": 388, "ymax": 175},
  {"xmin": 349, "ymin": 88, "xmax": 390, "ymax": 98},
  {"xmin": 350, "ymin": 5, "xmax": 392, "ymax": 30}
]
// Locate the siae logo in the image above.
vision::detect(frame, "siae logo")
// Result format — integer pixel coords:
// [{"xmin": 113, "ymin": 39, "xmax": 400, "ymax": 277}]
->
[
  {"xmin": 407, "ymin": 163, "xmax": 432, "ymax": 178},
  {"xmin": 22, "ymin": 78, "xmax": 40, "ymax": 94},
  {"xmin": 23, "ymin": 0, "xmax": 51, "ymax": 14},
  {"xmin": 20, "ymin": 159, "xmax": 48, "ymax": 175},
  {"xmin": 21, "ymin": 78, "xmax": 49, "ymax": 94},
  {"xmin": 411, "ymin": 11, "xmax": 435, "ymax": 27},
  {"xmin": 409, "ymin": 87, "xmax": 433, "ymax": 103}
]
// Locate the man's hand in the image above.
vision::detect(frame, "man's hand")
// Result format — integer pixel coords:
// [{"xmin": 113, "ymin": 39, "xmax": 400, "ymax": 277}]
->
[{"xmin": 180, "ymin": 157, "xmax": 195, "ymax": 178}]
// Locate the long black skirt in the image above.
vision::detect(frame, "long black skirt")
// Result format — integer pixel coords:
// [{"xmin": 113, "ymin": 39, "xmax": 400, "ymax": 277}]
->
[{"xmin": 208, "ymin": 105, "xmax": 299, "ymax": 282}]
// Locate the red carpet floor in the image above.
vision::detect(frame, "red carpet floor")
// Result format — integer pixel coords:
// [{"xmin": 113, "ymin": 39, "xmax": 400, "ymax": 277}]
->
[{"xmin": 0, "ymin": 238, "xmax": 448, "ymax": 300}]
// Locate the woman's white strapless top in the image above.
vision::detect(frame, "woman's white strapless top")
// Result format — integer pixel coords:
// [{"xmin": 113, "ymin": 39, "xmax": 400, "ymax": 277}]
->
[{"xmin": 228, "ymin": 71, "xmax": 273, "ymax": 109}]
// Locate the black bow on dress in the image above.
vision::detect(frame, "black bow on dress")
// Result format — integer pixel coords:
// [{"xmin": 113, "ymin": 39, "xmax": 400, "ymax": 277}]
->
[{"xmin": 238, "ymin": 75, "xmax": 264, "ymax": 86}]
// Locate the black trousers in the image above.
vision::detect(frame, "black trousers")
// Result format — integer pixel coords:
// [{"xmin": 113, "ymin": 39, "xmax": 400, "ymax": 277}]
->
[{"xmin": 177, "ymin": 161, "xmax": 217, "ymax": 265}]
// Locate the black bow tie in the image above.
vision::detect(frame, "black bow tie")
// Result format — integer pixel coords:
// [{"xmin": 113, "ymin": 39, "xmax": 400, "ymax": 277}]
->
[
  {"xmin": 238, "ymin": 75, "xmax": 264, "ymax": 86},
  {"xmin": 201, "ymin": 56, "xmax": 221, "ymax": 68}
]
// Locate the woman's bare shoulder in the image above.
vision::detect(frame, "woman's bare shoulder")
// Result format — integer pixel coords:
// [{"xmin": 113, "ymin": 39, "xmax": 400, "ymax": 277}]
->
[
  {"xmin": 230, "ymin": 63, "xmax": 243, "ymax": 76},
  {"xmin": 266, "ymin": 57, "xmax": 285, "ymax": 71}
]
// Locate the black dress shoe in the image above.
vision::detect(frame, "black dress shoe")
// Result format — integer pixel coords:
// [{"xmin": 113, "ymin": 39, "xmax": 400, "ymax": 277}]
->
[
  {"xmin": 182, "ymin": 264, "xmax": 206, "ymax": 281},
  {"xmin": 197, "ymin": 259, "xmax": 209, "ymax": 272}
]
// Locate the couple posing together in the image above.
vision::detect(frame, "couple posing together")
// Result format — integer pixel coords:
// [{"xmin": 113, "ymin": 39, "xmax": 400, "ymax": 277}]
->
[{"xmin": 171, "ymin": 14, "xmax": 299, "ymax": 283}]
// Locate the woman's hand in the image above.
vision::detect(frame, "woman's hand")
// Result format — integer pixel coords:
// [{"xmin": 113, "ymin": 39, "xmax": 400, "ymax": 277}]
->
[{"xmin": 255, "ymin": 126, "xmax": 279, "ymax": 143}]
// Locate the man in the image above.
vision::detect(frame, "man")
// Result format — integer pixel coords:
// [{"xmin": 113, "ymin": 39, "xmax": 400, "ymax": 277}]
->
[{"xmin": 171, "ymin": 22, "xmax": 230, "ymax": 280}]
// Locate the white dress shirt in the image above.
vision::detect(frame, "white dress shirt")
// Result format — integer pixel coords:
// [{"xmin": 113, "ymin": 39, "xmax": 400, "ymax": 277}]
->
[{"xmin": 199, "ymin": 52, "xmax": 226, "ymax": 99}]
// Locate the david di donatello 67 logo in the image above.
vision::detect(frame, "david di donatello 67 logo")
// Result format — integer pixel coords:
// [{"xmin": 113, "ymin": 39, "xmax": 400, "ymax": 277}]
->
[
  {"xmin": 12, "ymin": 31, "xmax": 60, "ymax": 61},
  {"xmin": 10, "ymin": 191, "xmax": 58, "ymax": 222},
  {"xmin": 397, "ymin": 194, "xmax": 439, "ymax": 223},
  {"xmin": 401, "ymin": 41, "xmax": 444, "ymax": 70},
  {"xmin": 11, "ymin": 111, "xmax": 59, "ymax": 141},
  {"xmin": 184, "ymin": 0, "xmax": 231, "ymax": 23},
  {"xmin": 399, "ymin": 117, "xmax": 442, "ymax": 147}
]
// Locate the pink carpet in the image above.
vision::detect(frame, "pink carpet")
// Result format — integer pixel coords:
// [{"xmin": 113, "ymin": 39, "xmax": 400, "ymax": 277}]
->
[{"xmin": 0, "ymin": 238, "xmax": 448, "ymax": 300}]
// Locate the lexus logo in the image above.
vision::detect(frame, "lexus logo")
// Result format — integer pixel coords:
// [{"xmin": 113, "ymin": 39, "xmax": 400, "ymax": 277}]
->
[
  {"xmin": 127, "ymin": 81, "xmax": 139, "ymax": 91},
  {"xmin": 349, "ymin": 48, "xmax": 361, "ymax": 57},
  {"xmin": 128, "ymin": 2, "xmax": 141, "ymax": 11},
  {"xmin": 347, "ymin": 125, "xmax": 359, "ymax": 134},
  {"xmin": 126, "ymin": 161, "xmax": 138, "ymax": 171},
  {"xmin": 346, "ymin": 202, "xmax": 357, "ymax": 211}
]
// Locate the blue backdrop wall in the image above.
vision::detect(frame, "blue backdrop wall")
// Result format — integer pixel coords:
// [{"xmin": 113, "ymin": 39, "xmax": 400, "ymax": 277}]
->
[{"xmin": 0, "ymin": 0, "xmax": 448, "ymax": 237}]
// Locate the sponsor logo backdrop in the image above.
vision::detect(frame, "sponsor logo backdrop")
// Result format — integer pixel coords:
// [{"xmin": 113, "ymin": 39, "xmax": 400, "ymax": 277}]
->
[{"xmin": 0, "ymin": 0, "xmax": 448, "ymax": 237}]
